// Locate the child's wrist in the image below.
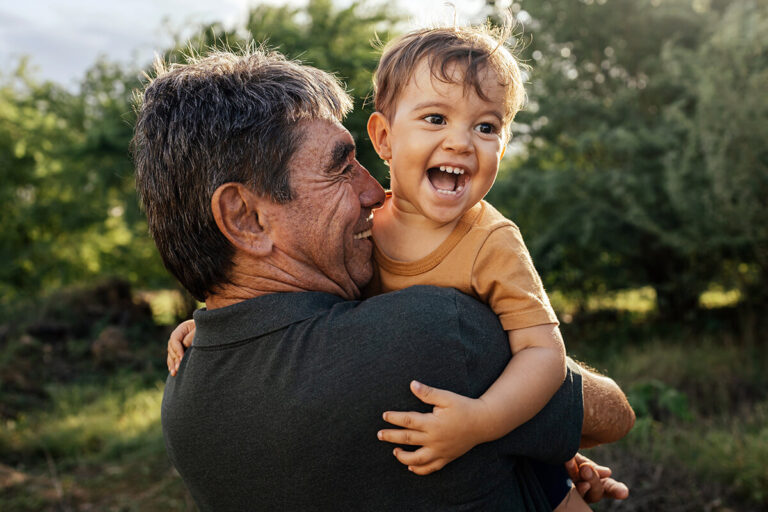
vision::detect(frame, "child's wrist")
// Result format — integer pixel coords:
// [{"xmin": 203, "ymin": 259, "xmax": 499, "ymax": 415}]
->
[{"xmin": 472, "ymin": 397, "xmax": 504, "ymax": 443}]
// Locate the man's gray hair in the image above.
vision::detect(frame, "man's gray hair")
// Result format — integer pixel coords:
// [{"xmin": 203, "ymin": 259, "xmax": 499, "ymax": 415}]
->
[{"xmin": 132, "ymin": 49, "xmax": 353, "ymax": 301}]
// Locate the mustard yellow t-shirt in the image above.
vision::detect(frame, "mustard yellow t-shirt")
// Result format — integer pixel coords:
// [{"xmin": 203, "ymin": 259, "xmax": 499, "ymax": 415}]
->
[{"xmin": 367, "ymin": 200, "xmax": 558, "ymax": 331}]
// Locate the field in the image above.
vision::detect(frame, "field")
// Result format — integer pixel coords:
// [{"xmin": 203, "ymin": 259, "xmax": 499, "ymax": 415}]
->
[{"xmin": 1, "ymin": 281, "xmax": 766, "ymax": 511}]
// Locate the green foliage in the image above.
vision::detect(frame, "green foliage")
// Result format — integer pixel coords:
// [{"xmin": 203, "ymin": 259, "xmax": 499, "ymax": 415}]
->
[
  {"xmin": 1, "ymin": 375, "xmax": 165, "ymax": 463},
  {"xmin": 0, "ymin": 1, "xmax": 403, "ymax": 304},
  {"xmin": 627, "ymin": 379, "xmax": 692, "ymax": 422},
  {"xmin": 164, "ymin": 0, "xmax": 402, "ymax": 183},
  {"xmin": 488, "ymin": 0, "xmax": 768, "ymax": 316},
  {"xmin": 566, "ymin": 322, "xmax": 768, "ymax": 509},
  {"xmin": 0, "ymin": 60, "xmax": 170, "ymax": 305}
]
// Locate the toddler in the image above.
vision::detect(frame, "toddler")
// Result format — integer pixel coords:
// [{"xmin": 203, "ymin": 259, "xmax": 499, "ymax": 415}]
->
[
  {"xmin": 366, "ymin": 23, "xmax": 566, "ymax": 474},
  {"xmin": 364, "ymin": 25, "xmax": 583, "ymax": 511}
]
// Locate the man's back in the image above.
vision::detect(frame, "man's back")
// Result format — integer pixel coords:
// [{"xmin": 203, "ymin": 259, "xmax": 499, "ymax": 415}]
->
[{"xmin": 162, "ymin": 286, "xmax": 582, "ymax": 511}]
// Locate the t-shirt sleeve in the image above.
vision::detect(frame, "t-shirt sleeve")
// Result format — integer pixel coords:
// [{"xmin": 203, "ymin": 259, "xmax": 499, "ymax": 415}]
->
[{"xmin": 471, "ymin": 224, "xmax": 559, "ymax": 331}]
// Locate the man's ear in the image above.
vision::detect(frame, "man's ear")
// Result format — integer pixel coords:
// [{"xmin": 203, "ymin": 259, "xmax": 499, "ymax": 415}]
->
[
  {"xmin": 211, "ymin": 183, "xmax": 273, "ymax": 257},
  {"xmin": 367, "ymin": 112, "xmax": 392, "ymax": 161}
]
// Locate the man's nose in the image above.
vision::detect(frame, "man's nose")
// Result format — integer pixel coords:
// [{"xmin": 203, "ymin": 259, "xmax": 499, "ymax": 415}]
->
[
  {"xmin": 442, "ymin": 127, "xmax": 473, "ymax": 154},
  {"xmin": 356, "ymin": 163, "xmax": 385, "ymax": 209}
]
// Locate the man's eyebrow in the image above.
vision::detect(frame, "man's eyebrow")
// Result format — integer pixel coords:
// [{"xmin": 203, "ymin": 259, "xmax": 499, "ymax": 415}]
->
[{"xmin": 325, "ymin": 142, "xmax": 355, "ymax": 174}]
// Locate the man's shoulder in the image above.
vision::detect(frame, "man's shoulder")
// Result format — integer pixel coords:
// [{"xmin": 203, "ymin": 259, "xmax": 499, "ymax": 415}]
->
[
  {"xmin": 342, "ymin": 285, "xmax": 498, "ymax": 328},
  {"xmin": 328, "ymin": 286, "xmax": 459, "ymax": 338}
]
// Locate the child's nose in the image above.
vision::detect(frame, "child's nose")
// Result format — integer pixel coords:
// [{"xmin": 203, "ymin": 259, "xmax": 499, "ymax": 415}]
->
[{"xmin": 441, "ymin": 128, "xmax": 473, "ymax": 154}]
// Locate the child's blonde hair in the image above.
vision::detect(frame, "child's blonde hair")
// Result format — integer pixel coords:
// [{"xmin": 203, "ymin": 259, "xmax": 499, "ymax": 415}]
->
[{"xmin": 372, "ymin": 24, "xmax": 526, "ymax": 128}]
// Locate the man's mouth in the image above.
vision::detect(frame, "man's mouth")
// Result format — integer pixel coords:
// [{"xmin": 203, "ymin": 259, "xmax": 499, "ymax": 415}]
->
[
  {"xmin": 427, "ymin": 165, "xmax": 468, "ymax": 195},
  {"xmin": 354, "ymin": 229, "xmax": 372, "ymax": 240},
  {"xmin": 353, "ymin": 213, "xmax": 374, "ymax": 240}
]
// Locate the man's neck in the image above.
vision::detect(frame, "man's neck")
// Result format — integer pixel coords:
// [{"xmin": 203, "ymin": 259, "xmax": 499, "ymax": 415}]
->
[{"xmin": 205, "ymin": 253, "xmax": 360, "ymax": 310}]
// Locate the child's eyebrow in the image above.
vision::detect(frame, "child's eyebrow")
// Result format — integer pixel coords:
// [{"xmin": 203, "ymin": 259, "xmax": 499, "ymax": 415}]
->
[{"xmin": 411, "ymin": 101, "xmax": 504, "ymax": 122}]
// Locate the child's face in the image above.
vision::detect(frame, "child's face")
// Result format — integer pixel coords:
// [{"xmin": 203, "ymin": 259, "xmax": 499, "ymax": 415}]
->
[{"xmin": 369, "ymin": 59, "xmax": 507, "ymax": 225}]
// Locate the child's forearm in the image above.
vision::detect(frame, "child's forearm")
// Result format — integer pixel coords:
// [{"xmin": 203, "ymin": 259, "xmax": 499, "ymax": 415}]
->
[{"xmin": 475, "ymin": 325, "xmax": 567, "ymax": 442}]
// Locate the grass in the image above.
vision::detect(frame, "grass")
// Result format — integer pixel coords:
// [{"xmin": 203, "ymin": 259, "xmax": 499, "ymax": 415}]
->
[
  {"xmin": 566, "ymin": 327, "xmax": 768, "ymax": 511},
  {"xmin": 3, "ymin": 375, "xmax": 164, "ymax": 463},
  {"xmin": 0, "ymin": 373, "xmax": 195, "ymax": 511},
  {"xmin": 1, "ymin": 284, "xmax": 766, "ymax": 510}
]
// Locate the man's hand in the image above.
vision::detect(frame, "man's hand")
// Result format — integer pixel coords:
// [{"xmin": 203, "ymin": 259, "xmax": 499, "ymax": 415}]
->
[
  {"xmin": 377, "ymin": 381, "xmax": 491, "ymax": 475},
  {"xmin": 565, "ymin": 453, "xmax": 629, "ymax": 503},
  {"xmin": 167, "ymin": 319, "xmax": 196, "ymax": 376}
]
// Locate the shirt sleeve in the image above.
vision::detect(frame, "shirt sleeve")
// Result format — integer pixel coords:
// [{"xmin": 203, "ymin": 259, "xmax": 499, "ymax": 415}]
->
[{"xmin": 471, "ymin": 224, "xmax": 559, "ymax": 331}]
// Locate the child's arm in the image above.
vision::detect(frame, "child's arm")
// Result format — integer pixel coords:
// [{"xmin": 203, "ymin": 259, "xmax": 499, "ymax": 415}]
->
[
  {"xmin": 479, "ymin": 323, "xmax": 567, "ymax": 440},
  {"xmin": 378, "ymin": 323, "xmax": 566, "ymax": 475},
  {"xmin": 167, "ymin": 319, "xmax": 196, "ymax": 376}
]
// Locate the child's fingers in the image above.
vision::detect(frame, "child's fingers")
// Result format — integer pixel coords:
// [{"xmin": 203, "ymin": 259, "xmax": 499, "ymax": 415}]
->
[
  {"xmin": 382, "ymin": 410, "xmax": 428, "ymax": 430},
  {"xmin": 175, "ymin": 318, "xmax": 196, "ymax": 335},
  {"xmin": 182, "ymin": 327, "xmax": 195, "ymax": 348},
  {"xmin": 377, "ymin": 428, "xmax": 427, "ymax": 446},
  {"xmin": 408, "ymin": 460, "xmax": 446, "ymax": 476},
  {"xmin": 167, "ymin": 353, "xmax": 177, "ymax": 376},
  {"xmin": 392, "ymin": 446, "xmax": 435, "ymax": 467},
  {"xmin": 409, "ymin": 380, "xmax": 457, "ymax": 408},
  {"xmin": 170, "ymin": 319, "xmax": 195, "ymax": 348},
  {"xmin": 168, "ymin": 336, "xmax": 185, "ymax": 360}
]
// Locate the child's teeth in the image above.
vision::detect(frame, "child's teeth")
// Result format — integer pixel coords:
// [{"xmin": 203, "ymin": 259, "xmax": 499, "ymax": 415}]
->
[{"xmin": 438, "ymin": 166, "xmax": 465, "ymax": 175}]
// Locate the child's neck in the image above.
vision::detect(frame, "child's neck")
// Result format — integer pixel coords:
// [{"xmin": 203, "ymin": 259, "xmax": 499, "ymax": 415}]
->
[{"xmin": 372, "ymin": 195, "xmax": 463, "ymax": 262}]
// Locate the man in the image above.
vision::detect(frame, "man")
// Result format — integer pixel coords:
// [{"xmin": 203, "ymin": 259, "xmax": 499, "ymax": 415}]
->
[{"xmin": 132, "ymin": 49, "xmax": 634, "ymax": 511}]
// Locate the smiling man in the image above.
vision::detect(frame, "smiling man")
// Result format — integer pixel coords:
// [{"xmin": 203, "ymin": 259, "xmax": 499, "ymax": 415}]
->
[{"xmin": 132, "ymin": 50, "xmax": 633, "ymax": 511}]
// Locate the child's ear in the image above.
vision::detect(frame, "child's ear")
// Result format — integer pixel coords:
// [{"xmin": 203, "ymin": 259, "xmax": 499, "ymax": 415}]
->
[{"xmin": 367, "ymin": 112, "xmax": 392, "ymax": 161}]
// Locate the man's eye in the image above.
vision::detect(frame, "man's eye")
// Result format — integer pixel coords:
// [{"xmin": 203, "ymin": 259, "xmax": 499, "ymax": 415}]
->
[
  {"xmin": 475, "ymin": 122, "xmax": 498, "ymax": 134},
  {"xmin": 423, "ymin": 114, "xmax": 445, "ymax": 125}
]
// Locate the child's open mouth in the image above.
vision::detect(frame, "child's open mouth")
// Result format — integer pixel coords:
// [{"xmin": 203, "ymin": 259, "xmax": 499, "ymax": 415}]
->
[{"xmin": 426, "ymin": 165, "xmax": 468, "ymax": 196}]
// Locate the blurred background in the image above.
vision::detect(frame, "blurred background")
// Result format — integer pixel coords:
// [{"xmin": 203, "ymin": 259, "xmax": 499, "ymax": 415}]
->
[{"xmin": 1, "ymin": 0, "xmax": 766, "ymax": 510}]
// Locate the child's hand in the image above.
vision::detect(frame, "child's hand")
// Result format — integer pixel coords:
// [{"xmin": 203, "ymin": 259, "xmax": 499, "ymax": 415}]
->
[
  {"xmin": 167, "ymin": 319, "xmax": 196, "ymax": 376},
  {"xmin": 377, "ymin": 380, "xmax": 491, "ymax": 475}
]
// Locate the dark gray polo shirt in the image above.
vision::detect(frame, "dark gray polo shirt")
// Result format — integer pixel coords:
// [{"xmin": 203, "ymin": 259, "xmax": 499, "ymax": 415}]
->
[{"xmin": 162, "ymin": 286, "xmax": 583, "ymax": 511}]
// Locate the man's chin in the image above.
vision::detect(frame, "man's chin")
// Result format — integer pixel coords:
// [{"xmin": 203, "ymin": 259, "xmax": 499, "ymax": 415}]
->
[{"xmin": 350, "ymin": 262, "xmax": 374, "ymax": 296}]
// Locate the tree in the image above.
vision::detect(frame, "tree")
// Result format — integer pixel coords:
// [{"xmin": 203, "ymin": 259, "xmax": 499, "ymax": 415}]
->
[
  {"xmin": 0, "ymin": 59, "xmax": 169, "ymax": 307},
  {"xmin": 163, "ymin": 0, "xmax": 402, "ymax": 183},
  {"xmin": 487, "ymin": 0, "xmax": 767, "ymax": 316}
]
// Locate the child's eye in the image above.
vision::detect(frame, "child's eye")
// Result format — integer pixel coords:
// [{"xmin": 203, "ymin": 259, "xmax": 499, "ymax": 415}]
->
[
  {"xmin": 423, "ymin": 114, "xmax": 445, "ymax": 125},
  {"xmin": 475, "ymin": 122, "xmax": 498, "ymax": 134}
]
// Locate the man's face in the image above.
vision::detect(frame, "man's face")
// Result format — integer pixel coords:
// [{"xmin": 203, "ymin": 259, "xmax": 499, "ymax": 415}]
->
[{"xmin": 267, "ymin": 119, "xmax": 385, "ymax": 299}]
